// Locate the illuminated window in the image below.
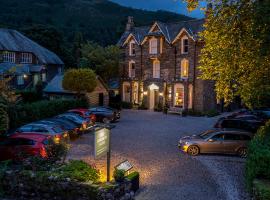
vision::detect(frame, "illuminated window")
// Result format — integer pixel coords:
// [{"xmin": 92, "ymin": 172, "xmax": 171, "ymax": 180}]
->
[
  {"xmin": 188, "ymin": 84, "xmax": 193, "ymax": 109},
  {"xmin": 181, "ymin": 36, "xmax": 189, "ymax": 54},
  {"xmin": 160, "ymin": 38, "xmax": 163, "ymax": 54},
  {"xmin": 17, "ymin": 75, "xmax": 24, "ymax": 85},
  {"xmin": 129, "ymin": 61, "xmax": 135, "ymax": 78},
  {"xmin": 153, "ymin": 60, "xmax": 160, "ymax": 78},
  {"xmin": 174, "ymin": 84, "xmax": 184, "ymax": 108},
  {"xmin": 21, "ymin": 53, "xmax": 32, "ymax": 63},
  {"xmin": 42, "ymin": 72, "xmax": 47, "ymax": 82},
  {"xmin": 181, "ymin": 59, "xmax": 189, "ymax": 78},
  {"xmin": 129, "ymin": 40, "xmax": 136, "ymax": 56},
  {"xmin": 149, "ymin": 38, "xmax": 158, "ymax": 54},
  {"xmin": 3, "ymin": 52, "xmax": 15, "ymax": 63}
]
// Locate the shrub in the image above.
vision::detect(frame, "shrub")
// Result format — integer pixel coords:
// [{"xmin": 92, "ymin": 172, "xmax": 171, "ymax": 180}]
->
[
  {"xmin": 113, "ymin": 169, "xmax": 125, "ymax": 182},
  {"xmin": 121, "ymin": 101, "xmax": 132, "ymax": 109},
  {"xmin": 253, "ymin": 179, "xmax": 270, "ymax": 200},
  {"xmin": 246, "ymin": 121, "xmax": 270, "ymax": 190},
  {"xmin": 182, "ymin": 109, "xmax": 204, "ymax": 117},
  {"xmin": 204, "ymin": 109, "xmax": 220, "ymax": 117},
  {"xmin": 18, "ymin": 89, "xmax": 42, "ymax": 103},
  {"xmin": 10, "ymin": 99, "xmax": 88, "ymax": 128},
  {"xmin": 126, "ymin": 172, "xmax": 139, "ymax": 192},
  {"xmin": 154, "ymin": 102, "xmax": 163, "ymax": 112},
  {"xmin": 0, "ymin": 104, "xmax": 8, "ymax": 135}
]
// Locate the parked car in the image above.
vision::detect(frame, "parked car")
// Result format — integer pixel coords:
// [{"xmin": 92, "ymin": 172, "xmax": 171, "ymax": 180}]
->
[
  {"xmin": 57, "ymin": 113, "xmax": 93, "ymax": 132},
  {"xmin": 178, "ymin": 129, "xmax": 252, "ymax": 157},
  {"xmin": 0, "ymin": 133, "xmax": 51, "ymax": 161},
  {"xmin": 95, "ymin": 106, "xmax": 121, "ymax": 120},
  {"xmin": 88, "ymin": 107, "xmax": 116, "ymax": 123},
  {"xmin": 214, "ymin": 118, "xmax": 264, "ymax": 133},
  {"xmin": 68, "ymin": 109, "xmax": 96, "ymax": 123},
  {"xmin": 15, "ymin": 123, "xmax": 69, "ymax": 143}
]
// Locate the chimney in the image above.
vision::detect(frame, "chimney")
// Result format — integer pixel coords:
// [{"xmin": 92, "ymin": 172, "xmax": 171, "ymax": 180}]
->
[{"xmin": 125, "ymin": 16, "xmax": 134, "ymax": 32}]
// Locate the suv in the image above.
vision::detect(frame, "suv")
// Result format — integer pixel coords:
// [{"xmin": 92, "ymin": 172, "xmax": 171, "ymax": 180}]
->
[{"xmin": 178, "ymin": 129, "xmax": 252, "ymax": 157}]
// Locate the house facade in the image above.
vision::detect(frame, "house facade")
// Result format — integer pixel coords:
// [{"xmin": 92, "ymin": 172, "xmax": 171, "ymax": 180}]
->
[
  {"xmin": 117, "ymin": 17, "xmax": 216, "ymax": 112},
  {"xmin": 0, "ymin": 29, "xmax": 64, "ymax": 90}
]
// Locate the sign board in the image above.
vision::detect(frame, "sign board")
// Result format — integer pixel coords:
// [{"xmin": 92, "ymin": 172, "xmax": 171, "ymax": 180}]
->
[
  {"xmin": 94, "ymin": 128, "xmax": 110, "ymax": 159},
  {"xmin": 115, "ymin": 160, "xmax": 133, "ymax": 172}
]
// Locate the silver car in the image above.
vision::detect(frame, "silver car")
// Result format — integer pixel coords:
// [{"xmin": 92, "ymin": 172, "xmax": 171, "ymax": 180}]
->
[{"xmin": 178, "ymin": 129, "xmax": 252, "ymax": 157}]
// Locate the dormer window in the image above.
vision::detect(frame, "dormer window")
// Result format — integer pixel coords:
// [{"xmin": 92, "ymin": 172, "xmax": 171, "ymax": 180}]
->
[
  {"xmin": 129, "ymin": 40, "xmax": 136, "ymax": 56},
  {"xmin": 21, "ymin": 53, "xmax": 32, "ymax": 64},
  {"xmin": 181, "ymin": 36, "xmax": 189, "ymax": 54},
  {"xmin": 129, "ymin": 60, "xmax": 136, "ymax": 78},
  {"xmin": 2, "ymin": 52, "xmax": 15, "ymax": 63},
  {"xmin": 149, "ymin": 38, "xmax": 158, "ymax": 55},
  {"xmin": 181, "ymin": 59, "xmax": 189, "ymax": 78}
]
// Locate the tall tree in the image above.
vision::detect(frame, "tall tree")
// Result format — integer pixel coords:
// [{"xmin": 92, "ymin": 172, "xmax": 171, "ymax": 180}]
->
[{"xmin": 185, "ymin": 0, "xmax": 270, "ymax": 108}]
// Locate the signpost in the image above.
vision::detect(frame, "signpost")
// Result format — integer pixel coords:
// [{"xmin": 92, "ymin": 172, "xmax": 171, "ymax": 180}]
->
[{"xmin": 94, "ymin": 127, "xmax": 111, "ymax": 182}]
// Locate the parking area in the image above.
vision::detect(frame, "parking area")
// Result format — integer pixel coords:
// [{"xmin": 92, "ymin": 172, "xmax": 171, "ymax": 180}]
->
[{"xmin": 67, "ymin": 110, "xmax": 250, "ymax": 200}]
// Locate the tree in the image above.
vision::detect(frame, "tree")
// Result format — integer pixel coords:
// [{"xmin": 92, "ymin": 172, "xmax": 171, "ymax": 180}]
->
[
  {"xmin": 80, "ymin": 42, "xmax": 120, "ymax": 83},
  {"xmin": 62, "ymin": 68, "xmax": 97, "ymax": 96},
  {"xmin": 0, "ymin": 103, "xmax": 9, "ymax": 135},
  {"xmin": 185, "ymin": 0, "xmax": 270, "ymax": 108}
]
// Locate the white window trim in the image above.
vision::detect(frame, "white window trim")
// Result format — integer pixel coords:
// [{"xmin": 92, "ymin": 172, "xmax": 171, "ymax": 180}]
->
[
  {"xmin": 149, "ymin": 38, "xmax": 158, "ymax": 55},
  {"xmin": 21, "ymin": 53, "xmax": 32, "ymax": 64},
  {"xmin": 42, "ymin": 72, "xmax": 47, "ymax": 82},
  {"xmin": 128, "ymin": 60, "xmax": 136, "ymax": 78},
  {"xmin": 174, "ymin": 83, "xmax": 185, "ymax": 108},
  {"xmin": 17, "ymin": 75, "xmax": 24, "ymax": 85},
  {"xmin": 3, "ymin": 52, "xmax": 15, "ymax": 63},
  {"xmin": 129, "ymin": 40, "xmax": 136, "ymax": 56},
  {"xmin": 153, "ymin": 60, "xmax": 160, "ymax": 78},
  {"xmin": 181, "ymin": 59, "xmax": 189, "ymax": 79},
  {"xmin": 181, "ymin": 36, "xmax": 189, "ymax": 54}
]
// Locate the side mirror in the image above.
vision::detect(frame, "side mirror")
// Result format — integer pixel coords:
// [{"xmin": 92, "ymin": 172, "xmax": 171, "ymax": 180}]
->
[{"xmin": 208, "ymin": 138, "xmax": 215, "ymax": 142}]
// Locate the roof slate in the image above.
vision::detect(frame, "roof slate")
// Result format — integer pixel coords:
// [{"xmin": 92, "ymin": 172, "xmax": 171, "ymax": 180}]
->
[
  {"xmin": 118, "ymin": 18, "xmax": 205, "ymax": 46},
  {"xmin": 0, "ymin": 29, "xmax": 64, "ymax": 65}
]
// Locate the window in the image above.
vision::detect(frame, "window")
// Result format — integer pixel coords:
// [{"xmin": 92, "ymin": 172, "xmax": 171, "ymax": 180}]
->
[
  {"xmin": 181, "ymin": 59, "xmax": 189, "ymax": 78},
  {"xmin": 42, "ymin": 72, "xmax": 47, "ymax": 82},
  {"xmin": 129, "ymin": 61, "xmax": 135, "ymax": 78},
  {"xmin": 32, "ymin": 126, "xmax": 48, "ymax": 133},
  {"xmin": 153, "ymin": 60, "xmax": 160, "ymax": 78},
  {"xmin": 21, "ymin": 53, "xmax": 32, "ymax": 63},
  {"xmin": 33, "ymin": 74, "xmax": 40, "ymax": 86},
  {"xmin": 2, "ymin": 52, "xmax": 15, "ymax": 63},
  {"xmin": 181, "ymin": 36, "xmax": 189, "ymax": 54},
  {"xmin": 188, "ymin": 84, "xmax": 193, "ymax": 109},
  {"xmin": 129, "ymin": 41, "xmax": 136, "ymax": 56},
  {"xmin": 149, "ymin": 38, "xmax": 158, "ymax": 54},
  {"xmin": 174, "ymin": 84, "xmax": 184, "ymax": 108},
  {"xmin": 17, "ymin": 75, "xmax": 24, "ymax": 85},
  {"xmin": 160, "ymin": 38, "xmax": 163, "ymax": 54},
  {"xmin": 211, "ymin": 134, "xmax": 225, "ymax": 141}
]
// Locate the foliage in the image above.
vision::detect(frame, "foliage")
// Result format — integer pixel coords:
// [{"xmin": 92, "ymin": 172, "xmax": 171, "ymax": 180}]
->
[
  {"xmin": 63, "ymin": 68, "xmax": 97, "ymax": 95},
  {"xmin": 10, "ymin": 99, "xmax": 88, "ymax": 129},
  {"xmin": 138, "ymin": 102, "xmax": 148, "ymax": 110},
  {"xmin": 126, "ymin": 171, "xmax": 139, "ymax": 181},
  {"xmin": 184, "ymin": 0, "xmax": 270, "ymax": 108},
  {"xmin": 182, "ymin": 109, "xmax": 204, "ymax": 117},
  {"xmin": 113, "ymin": 169, "xmax": 125, "ymax": 182},
  {"xmin": 0, "ymin": 160, "xmax": 11, "ymax": 196},
  {"xmin": 121, "ymin": 102, "xmax": 133, "ymax": 109},
  {"xmin": 80, "ymin": 42, "xmax": 120, "ymax": 83},
  {"xmin": 154, "ymin": 102, "xmax": 163, "ymax": 112},
  {"xmin": 0, "ymin": 104, "xmax": 9, "ymax": 135},
  {"xmin": 18, "ymin": 89, "xmax": 42, "ymax": 103},
  {"xmin": 204, "ymin": 109, "xmax": 220, "ymax": 117},
  {"xmin": 253, "ymin": 179, "xmax": 270, "ymax": 200},
  {"xmin": 246, "ymin": 121, "xmax": 270, "ymax": 190}
]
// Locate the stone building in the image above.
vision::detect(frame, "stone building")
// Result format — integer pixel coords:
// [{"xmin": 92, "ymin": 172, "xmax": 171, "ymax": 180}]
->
[{"xmin": 117, "ymin": 17, "xmax": 216, "ymax": 112}]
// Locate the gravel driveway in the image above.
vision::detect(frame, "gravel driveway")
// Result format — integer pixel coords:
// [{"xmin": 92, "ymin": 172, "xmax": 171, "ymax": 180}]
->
[{"xmin": 67, "ymin": 110, "xmax": 250, "ymax": 200}]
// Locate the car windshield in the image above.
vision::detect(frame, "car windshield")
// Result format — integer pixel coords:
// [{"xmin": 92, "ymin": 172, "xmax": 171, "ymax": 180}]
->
[{"xmin": 199, "ymin": 130, "xmax": 216, "ymax": 139}]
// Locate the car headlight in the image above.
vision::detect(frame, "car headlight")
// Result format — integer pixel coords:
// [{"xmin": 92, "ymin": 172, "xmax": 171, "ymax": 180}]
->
[{"xmin": 184, "ymin": 141, "xmax": 189, "ymax": 145}]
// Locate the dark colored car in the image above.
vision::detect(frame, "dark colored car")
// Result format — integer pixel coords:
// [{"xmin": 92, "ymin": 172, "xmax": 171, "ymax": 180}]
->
[
  {"xmin": 0, "ymin": 133, "xmax": 51, "ymax": 161},
  {"xmin": 95, "ymin": 106, "xmax": 120, "ymax": 120},
  {"xmin": 68, "ymin": 109, "xmax": 96, "ymax": 123},
  {"xmin": 214, "ymin": 118, "xmax": 264, "ymax": 133},
  {"xmin": 15, "ymin": 123, "xmax": 69, "ymax": 143},
  {"xmin": 178, "ymin": 129, "xmax": 252, "ymax": 157},
  {"xmin": 57, "ymin": 113, "xmax": 93, "ymax": 132},
  {"xmin": 88, "ymin": 107, "xmax": 116, "ymax": 123}
]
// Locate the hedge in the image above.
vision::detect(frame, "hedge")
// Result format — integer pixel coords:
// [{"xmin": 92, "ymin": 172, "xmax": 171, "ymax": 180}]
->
[
  {"xmin": 10, "ymin": 99, "xmax": 88, "ymax": 129},
  {"xmin": 246, "ymin": 121, "xmax": 270, "ymax": 190},
  {"xmin": 253, "ymin": 179, "xmax": 270, "ymax": 200}
]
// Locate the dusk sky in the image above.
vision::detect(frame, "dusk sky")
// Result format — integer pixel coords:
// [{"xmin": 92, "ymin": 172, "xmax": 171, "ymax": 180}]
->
[{"xmin": 110, "ymin": 0, "xmax": 206, "ymax": 18}]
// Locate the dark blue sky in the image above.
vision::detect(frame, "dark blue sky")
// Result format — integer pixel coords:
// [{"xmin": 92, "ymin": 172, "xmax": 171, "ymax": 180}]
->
[{"xmin": 110, "ymin": 0, "xmax": 205, "ymax": 18}]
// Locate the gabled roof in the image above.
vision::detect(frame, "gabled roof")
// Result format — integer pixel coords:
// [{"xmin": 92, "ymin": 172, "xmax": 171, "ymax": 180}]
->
[
  {"xmin": 0, "ymin": 29, "xmax": 64, "ymax": 65},
  {"xmin": 118, "ymin": 18, "xmax": 205, "ymax": 46}
]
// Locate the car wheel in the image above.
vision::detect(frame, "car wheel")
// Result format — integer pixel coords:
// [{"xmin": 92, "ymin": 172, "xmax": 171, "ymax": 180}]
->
[
  {"xmin": 238, "ymin": 147, "xmax": 248, "ymax": 158},
  {"xmin": 187, "ymin": 145, "xmax": 200, "ymax": 156},
  {"xmin": 103, "ymin": 117, "xmax": 110, "ymax": 124}
]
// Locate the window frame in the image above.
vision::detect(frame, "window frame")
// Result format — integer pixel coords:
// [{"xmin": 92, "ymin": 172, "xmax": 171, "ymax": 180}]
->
[
  {"xmin": 128, "ymin": 61, "xmax": 136, "ymax": 78},
  {"xmin": 153, "ymin": 60, "xmax": 160, "ymax": 78},
  {"xmin": 17, "ymin": 75, "xmax": 24, "ymax": 85},
  {"xmin": 181, "ymin": 36, "xmax": 189, "ymax": 54},
  {"xmin": 129, "ymin": 40, "xmax": 136, "ymax": 56},
  {"xmin": 149, "ymin": 38, "xmax": 158, "ymax": 55},
  {"xmin": 2, "ymin": 52, "xmax": 16, "ymax": 63},
  {"xmin": 181, "ymin": 59, "xmax": 189, "ymax": 78},
  {"xmin": 21, "ymin": 53, "xmax": 32, "ymax": 64}
]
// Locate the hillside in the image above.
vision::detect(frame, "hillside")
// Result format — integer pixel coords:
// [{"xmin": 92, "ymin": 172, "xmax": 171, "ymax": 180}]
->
[{"xmin": 0, "ymin": 0, "xmax": 193, "ymax": 67}]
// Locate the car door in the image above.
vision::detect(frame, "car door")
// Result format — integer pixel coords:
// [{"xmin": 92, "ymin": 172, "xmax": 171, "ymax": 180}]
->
[
  {"xmin": 223, "ymin": 133, "xmax": 241, "ymax": 154},
  {"xmin": 203, "ymin": 133, "xmax": 225, "ymax": 153}
]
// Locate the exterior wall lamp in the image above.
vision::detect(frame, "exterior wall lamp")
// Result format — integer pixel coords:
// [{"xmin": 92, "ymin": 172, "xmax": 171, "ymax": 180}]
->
[{"xmin": 143, "ymin": 91, "xmax": 148, "ymax": 95}]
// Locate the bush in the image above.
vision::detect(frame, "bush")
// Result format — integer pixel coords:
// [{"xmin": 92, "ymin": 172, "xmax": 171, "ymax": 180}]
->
[
  {"xmin": 113, "ymin": 169, "xmax": 125, "ymax": 182},
  {"xmin": 253, "ymin": 179, "xmax": 270, "ymax": 200},
  {"xmin": 121, "ymin": 101, "xmax": 132, "ymax": 109},
  {"xmin": 182, "ymin": 109, "xmax": 204, "ymax": 117},
  {"xmin": 126, "ymin": 172, "xmax": 139, "ymax": 192},
  {"xmin": 204, "ymin": 109, "xmax": 220, "ymax": 117},
  {"xmin": 10, "ymin": 99, "xmax": 88, "ymax": 129},
  {"xmin": 154, "ymin": 102, "xmax": 163, "ymax": 112},
  {"xmin": 18, "ymin": 89, "xmax": 42, "ymax": 103},
  {"xmin": 246, "ymin": 121, "xmax": 270, "ymax": 190}
]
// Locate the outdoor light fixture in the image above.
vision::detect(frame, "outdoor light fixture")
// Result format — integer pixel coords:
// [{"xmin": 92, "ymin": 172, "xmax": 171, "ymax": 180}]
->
[
  {"xmin": 23, "ymin": 74, "xmax": 28, "ymax": 78},
  {"xmin": 143, "ymin": 91, "xmax": 148, "ymax": 95},
  {"xmin": 159, "ymin": 92, "xmax": 163, "ymax": 96}
]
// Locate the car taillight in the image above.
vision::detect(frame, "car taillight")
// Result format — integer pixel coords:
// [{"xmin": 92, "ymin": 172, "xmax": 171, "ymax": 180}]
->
[
  {"xmin": 40, "ymin": 146, "xmax": 47, "ymax": 158},
  {"xmin": 82, "ymin": 122, "xmax": 87, "ymax": 129},
  {"xmin": 54, "ymin": 135, "xmax": 61, "ymax": 144},
  {"xmin": 90, "ymin": 114, "xmax": 96, "ymax": 123}
]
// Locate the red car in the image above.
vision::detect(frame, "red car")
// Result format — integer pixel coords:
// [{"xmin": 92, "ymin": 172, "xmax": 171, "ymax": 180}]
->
[
  {"xmin": 0, "ymin": 133, "xmax": 51, "ymax": 161},
  {"xmin": 68, "ymin": 108, "xmax": 96, "ymax": 123}
]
